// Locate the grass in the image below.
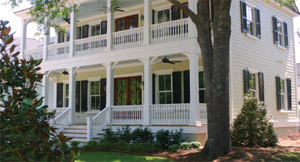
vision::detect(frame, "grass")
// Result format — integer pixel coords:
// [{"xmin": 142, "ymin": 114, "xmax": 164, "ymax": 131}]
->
[
  {"xmin": 274, "ymin": 152, "xmax": 300, "ymax": 161},
  {"xmin": 75, "ymin": 152, "xmax": 173, "ymax": 162}
]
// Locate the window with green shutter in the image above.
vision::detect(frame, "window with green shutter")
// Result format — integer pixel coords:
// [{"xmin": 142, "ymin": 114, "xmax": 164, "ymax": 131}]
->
[
  {"xmin": 158, "ymin": 74, "xmax": 172, "ymax": 104},
  {"xmin": 240, "ymin": 1, "xmax": 261, "ymax": 38}
]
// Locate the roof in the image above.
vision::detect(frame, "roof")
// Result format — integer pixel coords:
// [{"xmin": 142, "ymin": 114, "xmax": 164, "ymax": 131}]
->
[{"xmin": 7, "ymin": 37, "xmax": 43, "ymax": 53}]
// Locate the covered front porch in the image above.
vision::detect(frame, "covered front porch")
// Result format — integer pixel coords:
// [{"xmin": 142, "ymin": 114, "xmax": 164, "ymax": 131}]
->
[{"xmin": 42, "ymin": 53, "xmax": 206, "ymax": 140}]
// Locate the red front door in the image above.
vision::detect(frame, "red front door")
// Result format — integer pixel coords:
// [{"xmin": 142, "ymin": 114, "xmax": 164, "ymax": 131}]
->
[{"xmin": 114, "ymin": 76, "xmax": 142, "ymax": 105}]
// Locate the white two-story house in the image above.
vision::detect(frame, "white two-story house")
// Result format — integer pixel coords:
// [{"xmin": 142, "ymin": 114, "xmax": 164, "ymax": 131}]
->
[{"xmin": 14, "ymin": 0, "xmax": 299, "ymax": 144}]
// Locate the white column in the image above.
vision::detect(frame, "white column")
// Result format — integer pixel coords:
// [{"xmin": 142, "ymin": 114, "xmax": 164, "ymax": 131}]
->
[
  {"xmin": 188, "ymin": 0, "xmax": 197, "ymax": 38},
  {"xmin": 104, "ymin": 62, "xmax": 117, "ymax": 124},
  {"xmin": 51, "ymin": 76, "xmax": 58, "ymax": 108},
  {"xmin": 42, "ymin": 72, "xmax": 50, "ymax": 106},
  {"xmin": 140, "ymin": 58, "xmax": 153, "ymax": 125},
  {"xmin": 68, "ymin": 67, "xmax": 76, "ymax": 124},
  {"xmin": 143, "ymin": 0, "xmax": 152, "ymax": 45},
  {"xmin": 106, "ymin": 0, "xmax": 114, "ymax": 51},
  {"xmin": 186, "ymin": 53, "xmax": 199, "ymax": 125},
  {"xmin": 20, "ymin": 19, "xmax": 27, "ymax": 59},
  {"xmin": 69, "ymin": 10, "xmax": 77, "ymax": 57},
  {"xmin": 43, "ymin": 18, "xmax": 50, "ymax": 61}
]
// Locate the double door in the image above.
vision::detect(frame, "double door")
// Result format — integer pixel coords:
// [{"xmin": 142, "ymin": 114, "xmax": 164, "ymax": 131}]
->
[
  {"xmin": 115, "ymin": 14, "xmax": 138, "ymax": 32},
  {"xmin": 114, "ymin": 76, "xmax": 142, "ymax": 105}
]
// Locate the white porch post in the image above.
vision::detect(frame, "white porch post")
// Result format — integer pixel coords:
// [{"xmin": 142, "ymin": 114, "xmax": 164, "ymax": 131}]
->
[
  {"xmin": 51, "ymin": 76, "xmax": 58, "ymax": 108},
  {"xmin": 104, "ymin": 62, "xmax": 117, "ymax": 124},
  {"xmin": 42, "ymin": 71, "xmax": 50, "ymax": 106},
  {"xmin": 43, "ymin": 18, "xmax": 50, "ymax": 61},
  {"xmin": 143, "ymin": 0, "xmax": 152, "ymax": 45},
  {"xmin": 188, "ymin": 0, "xmax": 197, "ymax": 38},
  {"xmin": 20, "ymin": 19, "xmax": 27, "ymax": 59},
  {"xmin": 186, "ymin": 53, "xmax": 199, "ymax": 125},
  {"xmin": 69, "ymin": 10, "xmax": 77, "ymax": 57},
  {"xmin": 106, "ymin": 0, "xmax": 115, "ymax": 51},
  {"xmin": 68, "ymin": 67, "xmax": 76, "ymax": 124},
  {"xmin": 140, "ymin": 58, "xmax": 153, "ymax": 125}
]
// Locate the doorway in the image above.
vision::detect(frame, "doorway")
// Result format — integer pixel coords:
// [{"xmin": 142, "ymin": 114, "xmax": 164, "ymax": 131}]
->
[{"xmin": 114, "ymin": 76, "xmax": 142, "ymax": 105}]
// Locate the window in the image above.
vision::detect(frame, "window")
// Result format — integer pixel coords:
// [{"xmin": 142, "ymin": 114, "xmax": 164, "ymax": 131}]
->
[
  {"xmin": 280, "ymin": 79, "xmax": 286, "ymax": 109},
  {"xmin": 240, "ymin": 1, "xmax": 261, "ymax": 38},
  {"xmin": 65, "ymin": 84, "xmax": 69, "ymax": 107},
  {"xmin": 101, "ymin": 21, "xmax": 107, "ymax": 35},
  {"xmin": 199, "ymin": 71, "xmax": 206, "ymax": 103},
  {"xmin": 272, "ymin": 16, "xmax": 288, "ymax": 48},
  {"xmin": 276, "ymin": 77, "xmax": 292, "ymax": 110},
  {"xmin": 90, "ymin": 81, "xmax": 100, "ymax": 110},
  {"xmin": 91, "ymin": 24, "xmax": 101, "ymax": 36},
  {"xmin": 58, "ymin": 31, "xmax": 64, "ymax": 43},
  {"xmin": 249, "ymin": 73, "xmax": 257, "ymax": 97},
  {"xmin": 158, "ymin": 9, "xmax": 170, "ymax": 23},
  {"xmin": 66, "ymin": 31, "xmax": 70, "ymax": 42},
  {"xmin": 158, "ymin": 74, "xmax": 172, "ymax": 104}
]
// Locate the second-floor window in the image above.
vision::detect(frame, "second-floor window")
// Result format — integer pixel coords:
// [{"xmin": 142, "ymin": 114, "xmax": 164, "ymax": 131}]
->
[
  {"xmin": 91, "ymin": 24, "xmax": 101, "ymax": 36},
  {"xmin": 158, "ymin": 9, "xmax": 170, "ymax": 23},
  {"xmin": 240, "ymin": 1, "xmax": 261, "ymax": 38},
  {"xmin": 273, "ymin": 17, "xmax": 288, "ymax": 48}
]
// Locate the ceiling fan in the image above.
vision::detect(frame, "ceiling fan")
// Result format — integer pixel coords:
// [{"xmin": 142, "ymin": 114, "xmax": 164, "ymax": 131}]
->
[{"xmin": 161, "ymin": 56, "xmax": 181, "ymax": 64}]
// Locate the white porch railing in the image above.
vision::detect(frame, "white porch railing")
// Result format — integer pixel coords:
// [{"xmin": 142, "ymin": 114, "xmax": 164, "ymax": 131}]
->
[
  {"xmin": 111, "ymin": 105, "xmax": 143, "ymax": 125},
  {"xmin": 87, "ymin": 106, "xmax": 110, "ymax": 141},
  {"xmin": 199, "ymin": 104, "xmax": 207, "ymax": 124},
  {"xmin": 47, "ymin": 107, "xmax": 67, "ymax": 116},
  {"xmin": 75, "ymin": 35, "xmax": 107, "ymax": 56},
  {"xmin": 113, "ymin": 27, "xmax": 144, "ymax": 50},
  {"xmin": 47, "ymin": 42, "xmax": 69, "ymax": 60},
  {"xmin": 151, "ymin": 18, "xmax": 188, "ymax": 44},
  {"xmin": 24, "ymin": 47, "xmax": 43, "ymax": 60},
  {"xmin": 51, "ymin": 107, "xmax": 71, "ymax": 133},
  {"xmin": 151, "ymin": 104, "xmax": 190, "ymax": 125}
]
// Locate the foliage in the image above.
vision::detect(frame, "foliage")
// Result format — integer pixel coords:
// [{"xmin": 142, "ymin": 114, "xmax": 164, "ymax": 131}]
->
[
  {"xmin": 190, "ymin": 141, "xmax": 202, "ymax": 149},
  {"xmin": 71, "ymin": 141, "xmax": 81, "ymax": 153},
  {"xmin": 117, "ymin": 126, "xmax": 132, "ymax": 143},
  {"xmin": 102, "ymin": 127, "xmax": 119, "ymax": 143},
  {"xmin": 231, "ymin": 97, "xmax": 278, "ymax": 147},
  {"xmin": 180, "ymin": 141, "xmax": 201, "ymax": 150},
  {"xmin": 156, "ymin": 129, "xmax": 184, "ymax": 149},
  {"xmin": 0, "ymin": 20, "xmax": 73, "ymax": 161},
  {"xmin": 168, "ymin": 144, "xmax": 180, "ymax": 152},
  {"xmin": 132, "ymin": 127, "xmax": 154, "ymax": 144},
  {"xmin": 83, "ymin": 141, "xmax": 98, "ymax": 151}
]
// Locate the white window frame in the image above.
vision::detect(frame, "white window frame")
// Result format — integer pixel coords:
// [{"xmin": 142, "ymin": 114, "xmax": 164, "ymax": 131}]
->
[
  {"xmin": 157, "ymin": 8, "xmax": 171, "ymax": 24},
  {"xmin": 91, "ymin": 24, "xmax": 101, "ymax": 37},
  {"xmin": 276, "ymin": 18, "xmax": 285, "ymax": 48},
  {"xmin": 62, "ymin": 80, "xmax": 69, "ymax": 108},
  {"xmin": 279, "ymin": 76, "xmax": 288, "ymax": 110},
  {"xmin": 155, "ymin": 70, "xmax": 173, "ymax": 104},
  {"xmin": 87, "ymin": 77, "xmax": 101, "ymax": 112},
  {"xmin": 247, "ymin": 68, "xmax": 259, "ymax": 99}
]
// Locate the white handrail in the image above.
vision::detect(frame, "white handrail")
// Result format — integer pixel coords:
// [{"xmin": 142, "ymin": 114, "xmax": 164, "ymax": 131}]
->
[
  {"xmin": 87, "ymin": 106, "xmax": 110, "ymax": 141},
  {"xmin": 113, "ymin": 27, "xmax": 144, "ymax": 50},
  {"xmin": 75, "ymin": 34, "xmax": 107, "ymax": 56},
  {"xmin": 24, "ymin": 47, "xmax": 43, "ymax": 60},
  {"xmin": 51, "ymin": 107, "xmax": 72, "ymax": 133},
  {"xmin": 111, "ymin": 105, "xmax": 143, "ymax": 125},
  {"xmin": 48, "ymin": 42, "xmax": 69, "ymax": 60}
]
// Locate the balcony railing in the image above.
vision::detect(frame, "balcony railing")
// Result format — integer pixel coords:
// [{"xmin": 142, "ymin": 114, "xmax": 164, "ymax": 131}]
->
[
  {"xmin": 24, "ymin": 47, "xmax": 43, "ymax": 60},
  {"xmin": 75, "ymin": 35, "xmax": 107, "ymax": 56},
  {"xmin": 48, "ymin": 42, "xmax": 70, "ymax": 60},
  {"xmin": 111, "ymin": 105, "xmax": 143, "ymax": 125},
  {"xmin": 24, "ymin": 19, "xmax": 189, "ymax": 61}
]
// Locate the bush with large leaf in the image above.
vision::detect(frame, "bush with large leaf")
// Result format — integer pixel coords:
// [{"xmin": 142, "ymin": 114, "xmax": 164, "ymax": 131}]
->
[{"xmin": 0, "ymin": 20, "xmax": 73, "ymax": 162}]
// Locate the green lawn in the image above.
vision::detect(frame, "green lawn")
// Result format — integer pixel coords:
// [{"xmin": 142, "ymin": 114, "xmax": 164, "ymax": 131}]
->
[{"xmin": 75, "ymin": 152, "xmax": 174, "ymax": 162}]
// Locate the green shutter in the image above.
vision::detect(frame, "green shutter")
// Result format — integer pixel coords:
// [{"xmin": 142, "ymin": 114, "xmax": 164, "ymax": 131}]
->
[
  {"xmin": 287, "ymin": 78, "xmax": 292, "ymax": 110},
  {"xmin": 255, "ymin": 8, "xmax": 261, "ymax": 38},
  {"xmin": 172, "ymin": 71, "xmax": 182, "ymax": 103},
  {"xmin": 258, "ymin": 72, "xmax": 264, "ymax": 103},
  {"xmin": 75, "ymin": 81, "xmax": 80, "ymax": 112},
  {"xmin": 243, "ymin": 69, "xmax": 250, "ymax": 95},
  {"xmin": 183, "ymin": 70, "xmax": 190, "ymax": 103},
  {"xmin": 272, "ymin": 16, "xmax": 278, "ymax": 44},
  {"xmin": 56, "ymin": 83, "xmax": 63, "ymax": 107},
  {"xmin": 81, "ymin": 80, "xmax": 88, "ymax": 112},
  {"xmin": 283, "ymin": 22, "xmax": 288, "ymax": 48},
  {"xmin": 240, "ymin": 1, "xmax": 247, "ymax": 33},
  {"xmin": 276, "ymin": 76, "xmax": 281, "ymax": 110},
  {"xmin": 100, "ymin": 78, "xmax": 106, "ymax": 110},
  {"xmin": 152, "ymin": 74, "xmax": 156, "ymax": 104}
]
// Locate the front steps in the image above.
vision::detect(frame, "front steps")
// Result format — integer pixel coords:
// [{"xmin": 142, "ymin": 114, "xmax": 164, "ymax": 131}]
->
[{"xmin": 61, "ymin": 124, "xmax": 103, "ymax": 145}]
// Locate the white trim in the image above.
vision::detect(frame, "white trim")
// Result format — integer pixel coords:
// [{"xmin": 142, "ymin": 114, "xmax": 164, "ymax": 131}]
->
[
  {"xmin": 245, "ymin": 33, "xmax": 260, "ymax": 40},
  {"xmin": 198, "ymin": 66, "xmax": 203, "ymax": 71},
  {"xmin": 114, "ymin": 72, "xmax": 143, "ymax": 78},
  {"xmin": 271, "ymin": 120, "xmax": 299, "ymax": 128},
  {"xmin": 247, "ymin": 67, "xmax": 259, "ymax": 73},
  {"xmin": 87, "ymin": 77, "xmax": 101, "ymax": 81},
  {"xmin": 114, "ymin": 10, "xmax": 140, "ymax": 20},
  {"xmin": 154, "ymin": 69, "xmax": 173, "ymax": 75}
]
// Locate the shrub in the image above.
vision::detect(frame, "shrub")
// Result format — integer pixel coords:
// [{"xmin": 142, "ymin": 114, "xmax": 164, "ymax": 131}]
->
[
  {"xmin": 0, "ymin": 20, "xmax": 73, "ymax": 162},
  {"xmin": 70, "ymin": 141, "xmax": 81, "ymax": 152},
  {"xmin": 132, "ymin": 127, "xmax": 154, "ymax": 144},
  {"xmin": 156, "ymin": 129, "xmax": 171, "ymax": 149},
  {"xmin": 130, "ymin": 142, "xmax": 148, "ymax": 153},
  {"xmin": 168, "ymin": 144, "xmax": 180, "ymax": 152},
  {"xmin": 115, "ymin": 141, "xmax": 130, "ymax": 151},
  {"xmin": 171, "ymin": 128, "xmax": 184, "ymax": 145},
  {"xmin": 83, "ymin": 141, "xmax": 98, "ymax": 151},
  {"xmin": 180, "ymin": 142, "xmax": 192, "ymax": 150},
  {"xmin": 190, "ymin": 141, "xmax": 201, "ymax": 149},
  {"xmin": 117, "ymin": 126, "xmax": 132, "ymax": 143},
  {"xmin": 97, "ymin": 141, "xmax": 115, "ymax": 151},
  {"xmin": 102, "ymin": 127, "xmax": 119, "ymax": 143},
  {"xmin": 231, "ymin": 97, "xmax": 278, "ymax": 147},
  {"xmin": 148, "ymin": 142, "xmax": 163, "ymax": 153}
]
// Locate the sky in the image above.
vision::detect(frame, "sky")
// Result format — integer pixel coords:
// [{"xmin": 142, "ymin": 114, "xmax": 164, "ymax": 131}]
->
[{"xmin": 0, "ymin": 0, "xmax": 299, "ymax": 61}]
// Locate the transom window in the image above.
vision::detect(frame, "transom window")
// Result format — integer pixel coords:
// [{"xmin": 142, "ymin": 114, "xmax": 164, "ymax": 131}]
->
[
  {"xmin": 90, "ymin": 81, "xmax": 100, "ymax": 110},
  {"xmin": 158, "ymin": 74, "xmax": 172, "ymax": 104},
  {"xmin": 249, "ymin": 73, "xmax": 257, "ymax": 98},
  {"xmin": 199, "ymin": 71, "xmax": 206, "ymax": 103},
  {"xmin": 91, "ymin": 24, "xmax": 101, "ymax": 36},
  {"xmin": 158, "ymin": 9, "xmax": 170, "ymax": 23}
]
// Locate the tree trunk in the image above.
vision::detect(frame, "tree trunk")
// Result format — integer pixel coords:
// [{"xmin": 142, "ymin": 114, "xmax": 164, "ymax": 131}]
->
[{"xmin": 167, "ymin": 0, "xmax": 232, "ymax": 159}]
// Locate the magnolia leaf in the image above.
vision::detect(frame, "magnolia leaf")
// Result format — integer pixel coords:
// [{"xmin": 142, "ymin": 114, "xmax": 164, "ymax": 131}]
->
[{"xmin": 4, "ymin": 35, "xmax": 13, "ymax": 44}]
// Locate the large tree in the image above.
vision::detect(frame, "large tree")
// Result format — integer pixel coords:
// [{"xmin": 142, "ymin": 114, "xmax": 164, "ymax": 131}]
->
[{"xmin": 167, "ymin": 0, "xmax": 231, "ymax": 159}]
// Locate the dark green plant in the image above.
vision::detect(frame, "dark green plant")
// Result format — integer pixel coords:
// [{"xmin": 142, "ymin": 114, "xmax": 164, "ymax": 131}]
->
[
  {"xmin": 117, "ymin": 126, "xmax": 132, "ymax": 143},
  {"xmin": 132, "ymin": 127, "xmax": 154, "ymax": 144},
  {"xmin": 102, "ymin": 127, "xmax": 119, "ymax": 143},
  {"xmin": 83, "ymin": 141, "xmax": 98, "ymax": 151},
  {"xmin": 171, "ymin": 128, "xmax": 184, "ymax": 145},
  {"xmin": 97, "ymin": 141, "xmax": 115, "ymax": 151},
  {"xmin": 168, "ymin": 144, "xmax": 180, "ymax": 152},
  {"xmin": 191, "ymin": 141, "xmax": 202, "ymax": 149},
  {"xmin": 70, "ymin": 141, "xmax": 80, "ymax": 153},
  {"xmin": 231, "ymin": 97, "xmax": 278, "ymax": 147},
  {"xmin": 180, "ymin": 142, "xmax": 192, "ymax": 150},
  {"xmin": 156, "ymin": 129, "xmax": 170, "ymax": 149},
  {"xmin": 115, "ymin": 141, "xmax": 130, "ymax": 151},
  {"xmin": 0, "ymin": 20, "xmax": 73, "ymax": 162}
]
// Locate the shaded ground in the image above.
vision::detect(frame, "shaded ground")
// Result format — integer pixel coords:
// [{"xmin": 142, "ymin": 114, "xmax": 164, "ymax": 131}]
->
[{"xmin": 152, "ymin": 138, "xmax": 300, "ymax": 162}]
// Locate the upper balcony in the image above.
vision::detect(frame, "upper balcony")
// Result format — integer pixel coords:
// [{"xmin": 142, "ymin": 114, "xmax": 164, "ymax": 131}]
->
[{"xmin": 18, "ymin": 0, "xmax": 198, "ymax": 63}]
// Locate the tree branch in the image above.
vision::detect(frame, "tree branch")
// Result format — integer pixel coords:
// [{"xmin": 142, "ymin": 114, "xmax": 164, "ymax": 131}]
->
[{"xmin": 167, "ymin": 0, "xmax": 199, "ymax": 22}]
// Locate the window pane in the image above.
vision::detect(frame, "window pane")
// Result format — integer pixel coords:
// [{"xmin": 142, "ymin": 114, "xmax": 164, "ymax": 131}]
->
[
  {"xmin": 131, "ymin": 78, "xmax": 136, "ymax": 91},
  {"xmin": 65, "ymin": 84, "xmax": 69, "ymax": 97},
  {"xmin": 96, "ymin": 96, "xmax": 100, "ymax": 110},
  {"xmin": 164, "ymin": 10, "xmax": 170, "ymax": 22},
  {"xmin": 159, "ymin": 75, "xmax": 164, "ymax": 91},
  {"xmin": 249, "ymin": 74, "xmax": 256, "ymax": 90},
  {"xmin": 199, "ymin": 90, "xmax": 205, "ymax": 103},
  {"xmin": 65, "ymin": 99, "xmax": 69, "ymax": 107},
  {"xmin": 165, "ymin": 75, "xmax": 171, "ymax": 91},
  {"xmin": 158, "ymin": 11, "xmax": 164, "ymax": 23},
  {"xmin": 166, "ymin": 92, "xmax": 172, "ymax": 104},
  {"xmin": 91, "ymin": 96, "xmax": 95, "ymax": 110},
  {"xmin": 159, "ymin": 92, "xmax": 166, "ymax": 104},
  {"xmin": 199, "ymin": 72, "xmax": 204, "ymax": 88},
  {"xmin": 280, "ymin": 80, "xmax": 285, "ymax": 93},
  {"xmin": 94, "ymin": 82, "xmax": 100, "ymax": 95}
]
